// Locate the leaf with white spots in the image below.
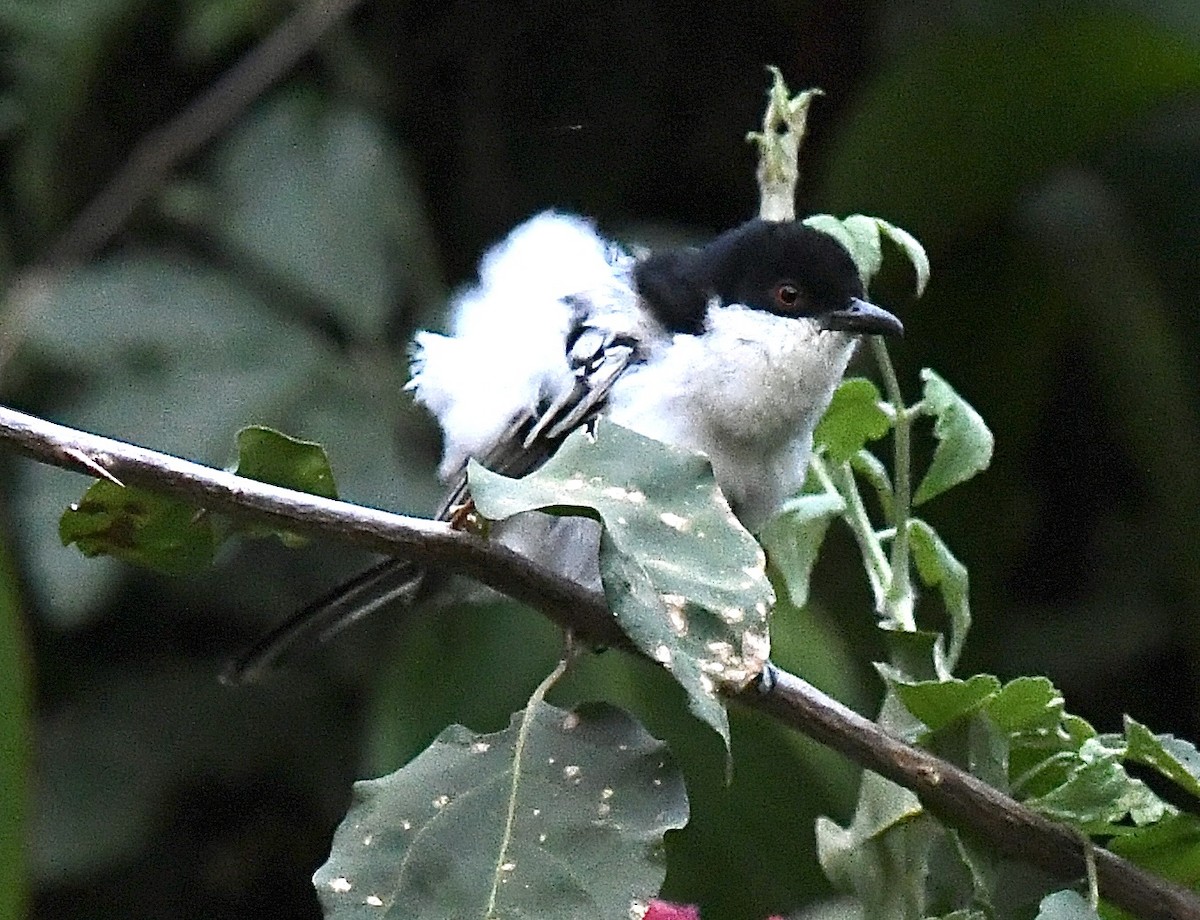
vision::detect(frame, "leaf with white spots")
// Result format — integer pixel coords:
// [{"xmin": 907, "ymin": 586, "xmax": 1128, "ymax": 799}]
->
[
  {"xmin": 315, "ymin": 701, "xmax": 687, "ymax": 920},
  {"xmin": 469, "ymin": 421, "xmax": 774, "ymax": 748}
]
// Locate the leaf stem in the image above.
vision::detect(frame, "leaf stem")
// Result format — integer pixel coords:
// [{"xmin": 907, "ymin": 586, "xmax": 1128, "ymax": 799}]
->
[
  {"xmin": 814, "ymin": 455, "xmax": 890, "ymax": 611},
  {"xmin": 749, "ymin": 67, "xmax": 823, "ymax": 222},
  {"xmin": 485, "ymin": 646, "xmax": 574, "ymax": 919},
  {"xmin": 871, "ymin": 337, "xmax": 916, "ymax": 632}
]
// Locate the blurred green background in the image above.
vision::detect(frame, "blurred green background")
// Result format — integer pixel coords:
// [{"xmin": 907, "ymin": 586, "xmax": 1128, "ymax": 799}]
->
[{"xmin": 1, "ymin": 2, "xmax": 1199, "ymax": 918}]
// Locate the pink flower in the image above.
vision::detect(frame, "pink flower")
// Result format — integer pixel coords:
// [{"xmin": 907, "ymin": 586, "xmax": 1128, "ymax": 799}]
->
[
  {"xmin": 643, "ymin": 900, "xmax": 787, "ymax": 920},
  {"xmin": 644, "ymin": 900, "xmax": 701, "ymax": 920}
]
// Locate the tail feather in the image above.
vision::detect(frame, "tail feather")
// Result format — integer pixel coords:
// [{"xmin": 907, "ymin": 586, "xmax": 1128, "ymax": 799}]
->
[{"xmin": 221, "ymin": 557, "xmax": 426, "ymax": 685}]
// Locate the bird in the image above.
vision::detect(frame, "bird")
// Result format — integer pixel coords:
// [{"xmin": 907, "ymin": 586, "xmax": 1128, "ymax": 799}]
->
[{"xmin": 225, "ymin": 211, "xmax": 902, "ymax": 683}]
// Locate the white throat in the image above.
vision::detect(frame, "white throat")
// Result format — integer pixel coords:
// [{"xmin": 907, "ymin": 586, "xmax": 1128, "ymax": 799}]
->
[{"xmin": 606, "ymin": 305, "xmax": 857, "ymax": 530}]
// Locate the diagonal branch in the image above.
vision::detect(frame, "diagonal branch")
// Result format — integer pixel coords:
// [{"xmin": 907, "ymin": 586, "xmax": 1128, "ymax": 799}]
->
[
  {"xmin": 0, "ymin": 404, "xmax": 1198, "ymax": 919},
  {"xmin": 0, "ymin": 405, "xmax": 624, "ymax": 650}
]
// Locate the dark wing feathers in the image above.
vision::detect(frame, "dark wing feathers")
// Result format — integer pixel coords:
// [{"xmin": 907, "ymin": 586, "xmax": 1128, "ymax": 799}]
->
[
  {"xmin": 225, "ymin": 310, "xmax": 643, "ymax": 683},
  {"xmin": 221, "ymin": 555, "xmax": 424, "ymax": 685}
]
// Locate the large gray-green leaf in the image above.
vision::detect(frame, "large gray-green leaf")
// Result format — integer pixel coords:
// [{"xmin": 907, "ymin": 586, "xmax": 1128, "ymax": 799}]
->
[
  {"xmin": 469, "ymin": 422, "xmax": 773, "ymax": 748},
  {"xmin": 315, "ymin": 701, "xmax": 687, "ymax": 920}
]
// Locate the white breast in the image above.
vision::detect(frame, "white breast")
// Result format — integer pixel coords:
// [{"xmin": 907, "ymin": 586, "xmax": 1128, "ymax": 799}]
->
[{"xmin": 606, "ymin": 304, "xmax": 857, "ymax": 530}]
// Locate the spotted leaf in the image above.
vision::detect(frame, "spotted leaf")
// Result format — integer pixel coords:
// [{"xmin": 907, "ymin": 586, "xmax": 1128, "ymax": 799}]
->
[
  {"xmin": 469, "ymin": 421, "xmax": 774, "ymax": 749},
  {"xmin": 315, "ymin": 701, "xmax": 687, "ymax": 920}
]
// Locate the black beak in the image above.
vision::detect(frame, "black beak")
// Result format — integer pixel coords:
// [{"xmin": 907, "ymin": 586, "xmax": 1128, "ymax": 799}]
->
[{"xmin": 819, "ymin": 298, "xmax": 904, "ymax": 337}]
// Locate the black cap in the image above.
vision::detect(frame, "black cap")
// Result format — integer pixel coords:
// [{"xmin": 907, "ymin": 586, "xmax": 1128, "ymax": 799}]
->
[{"xmin": 635, "ymin": 219, "xmax": 902, "ymax": 337}]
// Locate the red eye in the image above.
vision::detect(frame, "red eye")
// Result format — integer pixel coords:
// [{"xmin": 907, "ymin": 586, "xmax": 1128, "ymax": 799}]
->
[{"xmin": 774, "ymin": 283, "xmax": 800, "ymax": 310}]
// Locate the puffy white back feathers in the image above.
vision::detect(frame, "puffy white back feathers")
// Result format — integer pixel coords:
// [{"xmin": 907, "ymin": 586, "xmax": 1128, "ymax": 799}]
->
[
  {"xmin": 407, "ymin": 211, "xmax": 872, "ymax": 531},
  {"xmin": 408, "ymin": 212, "xmax": 631, "ymax": 479}
]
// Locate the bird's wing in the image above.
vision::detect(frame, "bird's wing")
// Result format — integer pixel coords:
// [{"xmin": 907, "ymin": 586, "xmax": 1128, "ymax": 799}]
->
[
  {"xmin": 225, "ymin": 318, "xmax": 644, "ymax": 684},
  {"xmin": 433, "ymin": 325, "xmax": 642, "ymax": 519}
]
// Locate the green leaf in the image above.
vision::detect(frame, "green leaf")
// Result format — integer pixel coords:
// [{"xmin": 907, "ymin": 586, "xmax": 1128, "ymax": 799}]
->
[
  {"xmin": 814, "ymin": 377, "xmax": 892, "ymax": 464},
  {"xmin": 232, "ymin": 426, "xmax": 338, "ymax": 548},
  {"xmin": 803, "ymin": 214, "xmax": 928, "ymax": 296},
  {"xmin": 907, "ymin": 518, "xmax": 971, "ymax": 670},
  {"xmin": 880, "ymin": 668, "xmax": 1001, "ymax": 735},
  {"xmin": 314, "ymin": 701, "xmax": 688, "ymax": 920},
  {"xmin": 876, "ymin": 218, "xmax": 931, "ymax": 297},
  {"xmin": 879, "ymin": 627, "xmax": 945, "ymax": 684},
  {"xmin": 59, "ymin": 481, "xmax": 220, "ymax": 575},
  {"xmin": 802, "ymin": 214, "xmax": 860, "ymax": 268},
  {"xmin": 984, "ymin": 677, "xmax": 1065, "ymax": 735},
  {"xmin": 817, "ymin": 771, "xmax": 935, "ymax": 920},
  {"xmin": 469, "ymin": 422, "xmax": 774, "ymax": 747},
  {"xmin": 1035, "ymin": 890, "xmax": 1101, "ymax": 920},
  {"xmin": 18, "ymin": 252, "xmax": 332, "ymax": 624},
  {"xmin": 233, "ymin": 426, "xmax": 338, "ymax": 499},
  {"xmin": 1124, "ymin": 717, "xmax": 1200, "ymax": 801},
  {"xmin": 914, "ymin": 369, "xmax": 994, "ymax": 505},
  {"xmin": 1108, "ymin": 813, "xmax": 1200, "ymax": 892},
  {"xmin": 1025, "ymin": 740, "xmax": 1167, "ymax": 832},
  {"xmin": 760, "ymin": 491, "xmax": 845, "ymax": 608},
  {"xmin": 833, "ymin": 214, "xmax": 884, "ymax": 287}
]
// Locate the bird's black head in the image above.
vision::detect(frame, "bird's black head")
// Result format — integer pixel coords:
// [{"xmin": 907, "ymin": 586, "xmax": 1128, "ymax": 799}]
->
[{"xmin": 634, "ymin": 219, "xmax": 903, "ymax": 337}]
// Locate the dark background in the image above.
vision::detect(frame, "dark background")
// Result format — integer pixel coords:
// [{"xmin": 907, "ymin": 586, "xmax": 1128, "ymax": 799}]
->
[{"xmin": 2, "ymin": 1, "xmax": 1199, "ymax": 918}]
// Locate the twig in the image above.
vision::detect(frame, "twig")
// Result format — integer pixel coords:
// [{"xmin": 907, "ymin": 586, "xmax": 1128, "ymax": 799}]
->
[
  {"xmin": 746, "ymin": 66, "xmax": 822, "ymax": 222},
  {"xmin": 1, "ymin": 404, "xmax": 1198, "ymax": 920},
  {"xmin": 43, "ymin": 0, "xmax": 370, "ymax": 268},
  {"xmin": 1, "ymin": 0, "xmax": 371, "ymax": 377},
  {"xmin": 750, "ymin": 668, "xmax": 1200, "ymax": 920},
  {"xmin": 0, "ymin": 405, "xmax": 625, "ymax": 651}
]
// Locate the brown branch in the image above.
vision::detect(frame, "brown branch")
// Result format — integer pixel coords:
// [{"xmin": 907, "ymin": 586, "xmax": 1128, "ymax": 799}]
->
[
  {"xmin": 43, "ymin": 0, "xmax": 371, "ymax": 268},
  {"xmin": 746, "ymin": 668, "xmax": 1200, "ymax": 920},
  {"xmin": 0, "ymin": 405, "xmax": 624, "ymax": 650},
  {"xmin": 1, "ymin": 403, "xmax": 1198, "ymax": 920}
]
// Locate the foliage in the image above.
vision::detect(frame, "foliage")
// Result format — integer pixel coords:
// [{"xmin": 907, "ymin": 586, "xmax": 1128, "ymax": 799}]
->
[
  {"xmin": 316, "ymin": 698, "xmax": 687, "ymax": 920},
  {"xmin": 3, "ymin": 4, "xmax": 1200, "ymax": 920},
  {"xmin": 48, "ymin": 194, "xmax": 1200, "ymax": 918},
  {"xmin": 59, "ymin": 426, "xmax": 338, "ymax": 570},
  {"xmin": 470, "ymin": 424, "xmax": 772, "ymax": 748}
]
